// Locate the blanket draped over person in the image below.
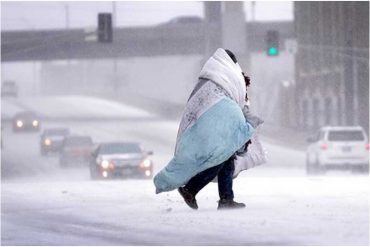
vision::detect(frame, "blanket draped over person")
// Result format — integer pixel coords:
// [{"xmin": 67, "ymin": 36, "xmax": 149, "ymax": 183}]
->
[
  {"xmin": 154, "ymin": 48, "xmax": 255, "ymax": 194},
  {"xmin": 233, "ymin": 130, "xmax": 267, "ymax": 178}
]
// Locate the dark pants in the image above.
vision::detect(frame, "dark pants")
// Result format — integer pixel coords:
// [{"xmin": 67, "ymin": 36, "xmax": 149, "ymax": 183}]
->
[{"xmin": 184, "ymin": 156, "xmax": 235, "ymax": 200}]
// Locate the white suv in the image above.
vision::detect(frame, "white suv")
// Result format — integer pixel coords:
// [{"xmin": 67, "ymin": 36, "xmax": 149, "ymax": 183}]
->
[{"xmin": 306, "ymin": 126, "xmax": 369, "ymax": 175}]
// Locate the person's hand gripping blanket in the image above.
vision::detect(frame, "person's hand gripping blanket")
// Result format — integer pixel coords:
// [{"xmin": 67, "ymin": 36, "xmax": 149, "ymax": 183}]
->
[{"xmin": 154, "ymin": 48, "xmax": 255, "ymax": 194}]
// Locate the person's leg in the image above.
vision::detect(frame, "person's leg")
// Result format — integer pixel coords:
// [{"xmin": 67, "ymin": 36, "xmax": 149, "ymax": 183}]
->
[
  {"xmin": 217, "ymin": 156, "xmax": 235, "ymax": 200},
  {"xmin": 184, "ymin": 164, "xmax": 224, "ymax": 196},
  {"xmin": 217, "ymin": 156, "xmax": 246, "ymax": 209},
  {"xmin": 178, "ymin": 163, "xmax": 224, "ymax": 210}
]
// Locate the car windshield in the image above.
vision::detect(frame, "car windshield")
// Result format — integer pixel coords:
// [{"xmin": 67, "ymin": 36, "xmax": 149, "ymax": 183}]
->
[
  {"xmin": 328, "ymin": 130, "xmax": 365, "ymax": 141},
  {"xmin": 45, "ymin": 129, "xmax": 69, "ymax": 136},
  {"xmin": 65, "ymin": 137, "xmax": 92, "ymax": 146},
  {"xmin": 99, "ymin": 143, "xmax": 142, "ymax": 154}
]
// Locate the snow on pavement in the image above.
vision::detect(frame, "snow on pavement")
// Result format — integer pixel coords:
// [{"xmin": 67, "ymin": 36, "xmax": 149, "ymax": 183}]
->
[{"xmin": 2, "ymin": 176, "xmax": 369, "ymax": 245}]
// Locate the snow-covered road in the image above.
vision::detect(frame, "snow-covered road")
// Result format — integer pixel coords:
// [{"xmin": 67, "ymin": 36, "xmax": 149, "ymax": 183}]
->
[
  {"xmin": 2, "ymin": 176, "xmax": 368, "ymax": 245},
  {"xmin": 1, "ymin": 96, "xmax": 369, "ymax": 245}
]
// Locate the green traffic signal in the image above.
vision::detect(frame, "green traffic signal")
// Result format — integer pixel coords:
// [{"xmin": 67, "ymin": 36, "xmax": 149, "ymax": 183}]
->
[
  {"xmin": 266, "ymin": 30, "xmax": 279, "ymax": 57},
  {"xmin": 268, "ymin": 47, "xmax": 278, "ymax": 56}
]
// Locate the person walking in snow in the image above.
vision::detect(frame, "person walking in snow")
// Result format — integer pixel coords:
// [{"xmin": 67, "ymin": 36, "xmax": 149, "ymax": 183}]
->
[
  {"xmin": 177, "ymin": 51, "xmax": 264, "ymax": 210},
  {"xmin": 154, "ymin": 48, "xmax": 263, "ymax": 210}
]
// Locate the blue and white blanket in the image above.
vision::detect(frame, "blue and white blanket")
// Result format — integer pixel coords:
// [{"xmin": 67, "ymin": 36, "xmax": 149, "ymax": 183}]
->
[{"xmin": 154, "ymin": 48, "xmax": 258, "ymax": 194}]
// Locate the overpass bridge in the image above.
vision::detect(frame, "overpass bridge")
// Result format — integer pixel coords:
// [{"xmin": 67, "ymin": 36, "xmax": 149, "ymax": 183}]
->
[{"xmin": 1, "ymin": 21, "xmax": 293, "ymax": 62}]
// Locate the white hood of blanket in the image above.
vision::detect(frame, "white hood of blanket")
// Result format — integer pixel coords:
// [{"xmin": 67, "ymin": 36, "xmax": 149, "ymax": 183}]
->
[{"xmin": 199, "ymin": 48, "xmax": 246, "ymax": 107}]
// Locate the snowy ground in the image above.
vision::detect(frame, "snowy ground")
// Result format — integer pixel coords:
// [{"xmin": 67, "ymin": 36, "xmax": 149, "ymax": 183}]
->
[{"xmin": 1, "ymin": 96, "xmax": 369, "ymax": 245}]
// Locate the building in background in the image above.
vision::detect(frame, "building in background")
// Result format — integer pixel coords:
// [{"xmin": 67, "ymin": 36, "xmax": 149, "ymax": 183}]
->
[{"xmin": 294, "ymin": 2, "xmax": 369, "ymax": 133}]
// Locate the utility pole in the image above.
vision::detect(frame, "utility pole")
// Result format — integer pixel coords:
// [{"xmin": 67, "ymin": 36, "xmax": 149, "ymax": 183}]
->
[
  {"xmin": 65, "ymin": 3, "xmax": 70, "ymax": 66},
  {"xmin": 251, "ymin": 1, "xmax": 256, "ymax": 21},
  {"xmin": 65, "ymin": 3, "xmax": 70, "ymax": 29},
  {"xmin": 204, "ymin": 2, "xmax": 222, "ymax": 58},
  {"xmin": 112, "ymin": 1, "xmax": 118, "ymax": 94},
  {"xmin": 21, "ymin": 20, "xmax": 39, "ymax": 95},
  {"xmin": 112, "ymin": 1, "xmax": 117, "ymax": 27}
]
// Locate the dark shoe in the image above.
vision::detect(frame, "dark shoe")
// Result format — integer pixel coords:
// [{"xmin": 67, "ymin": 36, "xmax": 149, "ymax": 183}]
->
[
  {"xmin": 178, "ymin": 187, "xmax": 198, "ymax": 210},
  {"xmin": 218, "ymin": 199, "xmax": 246, "ymax": 210}
]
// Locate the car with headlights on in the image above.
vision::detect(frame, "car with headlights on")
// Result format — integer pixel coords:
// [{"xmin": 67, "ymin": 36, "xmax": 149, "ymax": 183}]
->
[
  {"xmin": 306, "ymin": 126, "xmax": 369, "ymax": 175},
  {"xmin": 59, "ymin": 135, "xmax": 94, "ymax": 167},
  {"xmin": 40, "ymin": 128, "xmax": 70, "ymax": 155},
  {"xmin": 12, "ymin": 111, "xmax": 40, "ymax": 132},
  {"xmin": 89, "ymin": 142, "xmax": 153, "ymax": 179}
]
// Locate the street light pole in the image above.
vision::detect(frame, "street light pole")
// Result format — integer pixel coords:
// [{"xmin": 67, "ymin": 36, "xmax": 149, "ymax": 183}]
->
[
  {"xmin": 20, "ymin": 19, "xmax": 39, "ymax": 95},
  {"xmin": 251, "ymin": 1, "xmax": 256, "ymax": 21},
  {"xmin": 112, "ymin": 1, "xmax": 118, "ymax": 94},
  {"xmin": 64, "ymin": 3, "xmax": 70, "ymax": 66},
  {"xmin": 65, "ymin": 3, "xmax": 70, "ymax": 29},
  {"xmin": 112, "ymin": 1, "xmax": 116, "ymax": 27},
  {"xmin": 281, "ymin": 80, "xmax": 291, "ymax": 127}
]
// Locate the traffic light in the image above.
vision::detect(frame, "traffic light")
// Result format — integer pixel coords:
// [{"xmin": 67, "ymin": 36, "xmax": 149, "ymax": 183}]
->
[
  {"xmin": 266, "ymin": 30, "xmax": 279, "ymax": 56},
  {"xmin": 98, "ymin": 13, "xmax": 113, "ymax": 43}
]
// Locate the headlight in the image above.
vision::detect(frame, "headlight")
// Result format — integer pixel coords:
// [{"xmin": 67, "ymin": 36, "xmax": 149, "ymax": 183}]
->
[
  {"xmin": 16, "ymin": 120, "xmax": 23, "ymax": 127},
  {"xmin": 32, "ymin": 120, "xmax": 39, "ymax": 127},
  {"xmin": 140, "ymin": 159, "xmax": 151, "ymax": 168},
  {"xmin": 101, "ymin": 160, "xmax": 110, "ymax": 169},
  {"xmin": 44, "ymin": 138, "xmax": 51, "ymax": 146}
]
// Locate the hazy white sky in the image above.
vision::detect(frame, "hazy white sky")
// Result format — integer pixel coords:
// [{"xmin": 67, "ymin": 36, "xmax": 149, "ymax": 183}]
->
[{"xmin": 1, "ymin": 1, "xmax": 293, "ymax": 31}]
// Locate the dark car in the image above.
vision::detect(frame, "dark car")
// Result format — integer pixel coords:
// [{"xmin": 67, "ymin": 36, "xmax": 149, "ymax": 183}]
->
[
  {"xmin": 12, "ymin": 111, "xmax": 40, "ymax": 132},
  {"xmin": 59, "ymin": 135, "xmax": 94, "ymax": 167},
  {"xmin": 89, "ymin": 142, "xmax": 153, "ymax": 179},
  {"xmin": 40, "ymin": 128, "xmax": 70, "ymax": 155}
]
